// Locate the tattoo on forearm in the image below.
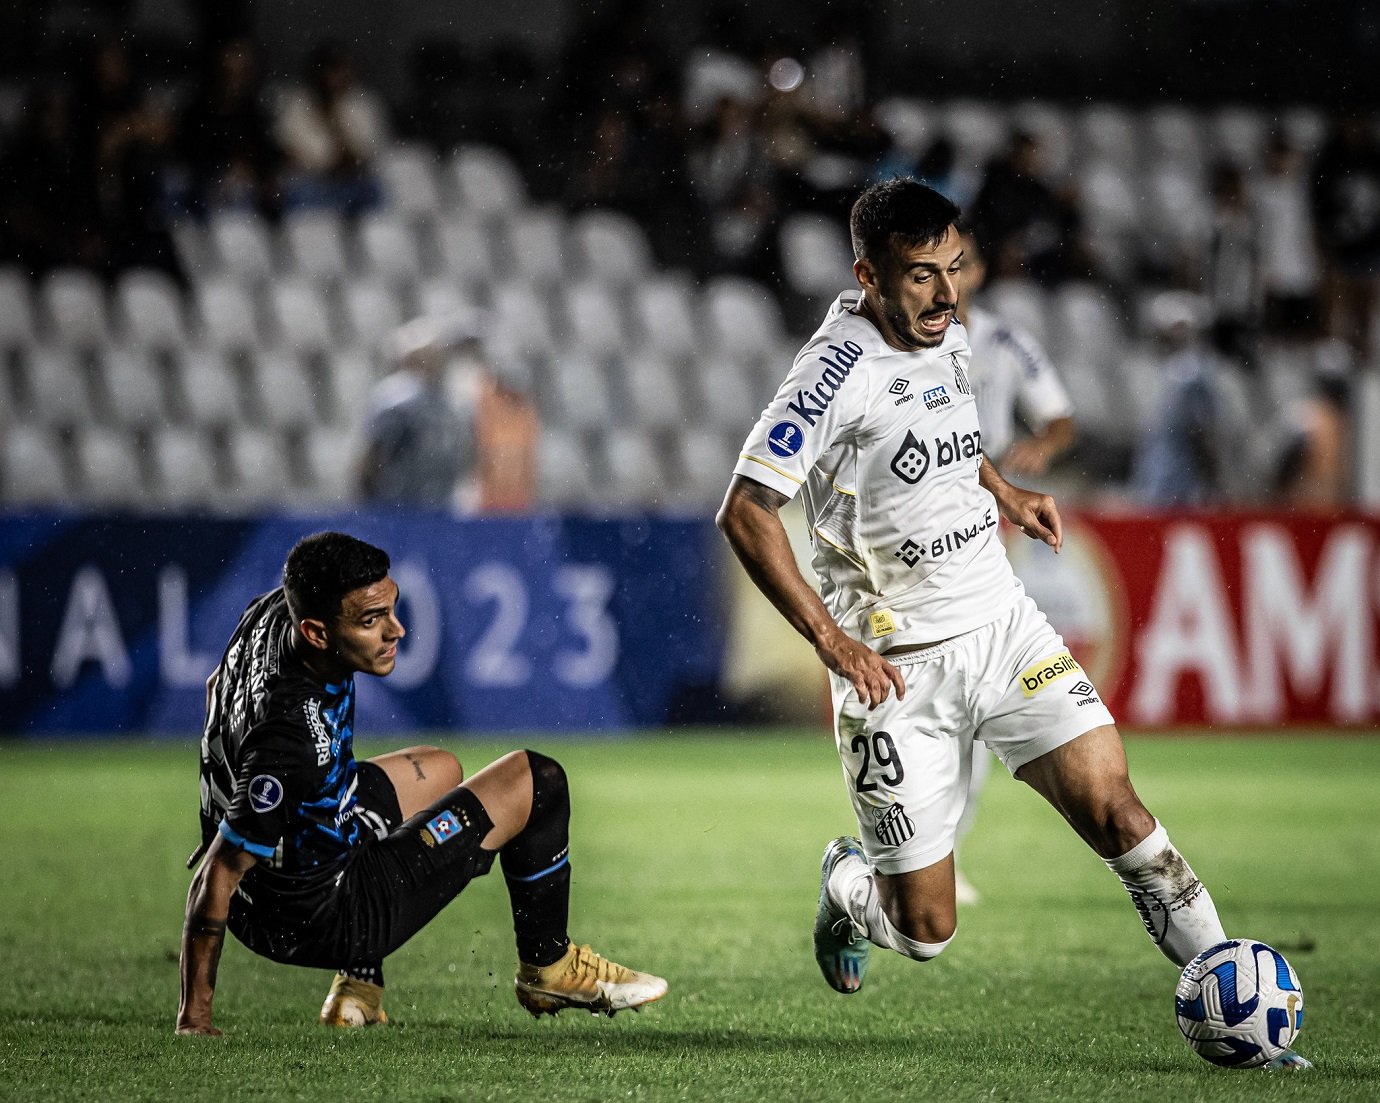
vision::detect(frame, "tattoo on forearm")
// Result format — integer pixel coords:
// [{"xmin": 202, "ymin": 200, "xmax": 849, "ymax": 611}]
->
[
  {"xmin": 183, "ymin": 917, "xmax": 228, "ymax": 937},
  {"xmin": 739, "ymin": 481, "xmax": 789, "ymax": 515},
  {"xmin": 405, "ymin": 753, "xmax": 426, "ymax": 781}
]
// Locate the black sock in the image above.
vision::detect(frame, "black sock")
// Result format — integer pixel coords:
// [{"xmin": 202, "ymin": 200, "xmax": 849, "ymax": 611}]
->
[
  {"xmin": 501, "ymin": 750, "xmax": 572, "ymax": 967},
  {"xmin": 341, "ymin": 962, "xmax": 384, "ymax": 987}
]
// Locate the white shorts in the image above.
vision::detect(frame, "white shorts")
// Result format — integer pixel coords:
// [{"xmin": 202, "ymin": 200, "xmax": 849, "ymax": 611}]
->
[{"xmin": 830, "ymin": 593, "xmax": 1115, "ymax": 875}]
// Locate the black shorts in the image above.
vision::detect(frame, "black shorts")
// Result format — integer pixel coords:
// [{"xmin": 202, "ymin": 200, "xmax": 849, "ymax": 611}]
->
[{"xmin": 229, "ymin": 768, "xmax": 497, "ymax": 969}]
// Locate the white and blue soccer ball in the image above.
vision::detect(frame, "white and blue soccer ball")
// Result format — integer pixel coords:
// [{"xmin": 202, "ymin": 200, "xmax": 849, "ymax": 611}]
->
[{"xmin": 1175, "ymin": 938, "xmax": 1304, "ymax": 1068}]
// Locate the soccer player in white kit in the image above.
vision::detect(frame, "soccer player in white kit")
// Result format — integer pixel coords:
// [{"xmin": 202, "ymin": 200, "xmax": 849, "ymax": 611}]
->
[
  {"xmin": 715, "ymin": 181, "xmax": 1303, "ymax": 1060},
  {"xmin": 950, "ymin": 228, "xmax": 1077, "ymax": 904}
]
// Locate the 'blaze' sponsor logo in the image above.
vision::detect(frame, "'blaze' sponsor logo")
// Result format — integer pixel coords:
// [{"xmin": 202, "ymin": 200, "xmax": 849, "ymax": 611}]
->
[
  {"xmin": 889, "ymin": 428, "xmax": 982, "ymax": 484},
  {"xmin": 786, "ymin": 341, "xmax": 864, "ymax": 426},
  {"xmin": 1018, "ymin": 651, "xmax": 1081, "ymax": 697},
  {"xmin": 767, "ymin": 420, "xmax": 803, "ymax": 458}
]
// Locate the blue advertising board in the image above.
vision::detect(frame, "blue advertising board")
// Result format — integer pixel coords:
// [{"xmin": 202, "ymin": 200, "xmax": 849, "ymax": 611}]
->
[{"xmin": 0, "ymin": 512, "xmax": 729, "ymax": 735}]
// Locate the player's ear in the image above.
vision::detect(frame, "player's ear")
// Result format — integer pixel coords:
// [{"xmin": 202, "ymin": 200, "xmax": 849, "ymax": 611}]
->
[
  {"xmin": 298, "ymin": 616, "xmax": 331, "ymax": 651},
  {"xmin": 853, "ymin": 257, "xmax": 877, "ymax": 292}
]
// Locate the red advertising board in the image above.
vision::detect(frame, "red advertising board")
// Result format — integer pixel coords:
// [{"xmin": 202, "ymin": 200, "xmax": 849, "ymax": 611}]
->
[{"xmin": 1005, "ymin": 511, "xmax": 1380, "ymax": 729}]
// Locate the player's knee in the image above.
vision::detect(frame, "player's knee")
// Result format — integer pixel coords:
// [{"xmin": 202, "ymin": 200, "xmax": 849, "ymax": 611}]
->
[
  {"xmin": 881, "ymin": 911, "xmax": 956, "ymax": 962},
  {"xmin": 524, "ymin": 750, "xmax": 569, "ymax": 822},
  {"xmin": 418, "ymin": 745, "xmax": 463, "ymax": 787},
  {"xmin": 1099, "ymin": 795, "xmax": 1156, "ymax": 855}
]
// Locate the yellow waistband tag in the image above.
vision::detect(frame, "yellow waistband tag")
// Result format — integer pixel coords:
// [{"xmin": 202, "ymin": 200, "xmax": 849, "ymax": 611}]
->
[
  {"xmin": 1018, "ymin": 651, "xmax": 1081, "ymax": 696},
  {"xmin": 869, "ymin": 609, "xmax": 896, "ymax": 638}
]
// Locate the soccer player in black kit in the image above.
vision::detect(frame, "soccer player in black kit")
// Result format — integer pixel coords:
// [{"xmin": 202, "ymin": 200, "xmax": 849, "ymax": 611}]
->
[{"xmin": 177, "ymin": 532, "xmax": 666, "ymax": 1034}]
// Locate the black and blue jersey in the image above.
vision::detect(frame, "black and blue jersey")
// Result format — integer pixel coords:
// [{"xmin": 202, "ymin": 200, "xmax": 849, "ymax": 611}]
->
[{"xmin": 200, "ymin": 588, "xmax": 387, "ymax": 909}]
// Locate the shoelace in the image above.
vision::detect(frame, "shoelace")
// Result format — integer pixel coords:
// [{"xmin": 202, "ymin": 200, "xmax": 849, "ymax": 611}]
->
[
  {"xmin": 829, "ymin": 916, "xmax": 863, "ymax": 945},
  {"xmin": 569, "ymin": 943, "xmax": 624, "ymax": 981}
]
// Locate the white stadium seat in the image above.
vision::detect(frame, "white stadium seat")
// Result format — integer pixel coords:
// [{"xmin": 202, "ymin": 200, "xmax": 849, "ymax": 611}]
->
[
  {"xmin": 269, "ymin": 278, "xmax": 336, "ymax": 354},
  {"xmin": 379, "ymin": 143, "xmax": 443, "ymax": 218},
  {"xmin": 564, "ymin": 281, "xmax": 630, "ymax": 357},
  {"xmin": 149, "ymin": 425, "xmax": 219, "ymax": 503},
  {"xmin": 0, "ymin": 267, "xmax": 37, "ymax": 349},
  {"xmin": 281, "ymin": 210, "xmax": 350, "ymax": 283},
  {"xmin": 570, "ymin": 209, "xmax": 653, "ymax": 285},
  {"xmin": 194, "ymin": 276, "xmax": 261, "ymax": 351},
  {"xmin": 71, "ymin": 424, "xmax": 145, "ymax": 505},
  {"xmin": 491, "ymin": 284, "xmax": 558, "ymax": 355},
  {"xmin": 93, "ymin": 347, "xmax": 168, "ymax": 428},
  {"xmin": 0, "ymin": 424, "xmax": 69, "ymax": 503},
  {"xmin": 341, "ymin": 279, "xmax": 405, "ymax": 351},
  {"xmin": 702, "ymin": 275, "xmax": 787, "ymax": 359},
  {"xmin": 503, "ymin": 206, "xmax": 570, "ymax": 288},
  {"xmin": 449, "ymin": 145, "xmax": 528, "ymax": 216},
  {"xmin": 23, "ymin": 345, "xmax": 94, "ymax": 426},
  {"xmin": 174, "ymin": 347, "xmax": 246, "ymax": 427},
  {"xmin": 357, "ymin": 212, "xmax": 423, "ymax": 283},
  {"xmin": 541, "ymin": 352, "xmax": 616, "ymax": 430},
  {"xmin": 40, "ymin": 268, "xmax": 109, "ymax": 348},
  {"xmin": 244, "ymin": 349, "xmax": 322, "ymax": 428},
  {"xmin": 779, "ymin": 213, "xmax": 854, "ymax": 299},
  {"xmin": 209, "ymin": 211, "xmax": 276, "ymax": 282},
  {"xmin": 224, "ymin": 425, "xmax": 288, "ymax": 503},
  {"xmin": 598, "ymin": 426, "xmax": 668, "ymax": 505},
  {"xmin": 618, "ymin": 351, "xmax": 686, "ymax": 430},
  {"xmin": 114, "ymin": 268, "xmax": 188, "ymax": 350},
  {"xmin": 984, "ymin": 278, "xmax": 1052, "ymax": 355},
  {"xmin": 435, "ymin": 215, "xmax": 501, "ymax": 289},
  {"xmin": 631, "ymin": 274, "xmax": 699, "ymax": 358},
  {"xmin": 535, "ymin": 427, "xmax": 598, "ymax": 506}
]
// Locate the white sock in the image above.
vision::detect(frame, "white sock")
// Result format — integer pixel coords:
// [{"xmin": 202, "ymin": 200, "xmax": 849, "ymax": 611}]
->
[
  {"xmin": 1105, "ymin": 820, "xmax": 1226, "ymax": 968},
  {"xmin": 829, "ymin": 855, "xmax": 953, "ymax": 962}
]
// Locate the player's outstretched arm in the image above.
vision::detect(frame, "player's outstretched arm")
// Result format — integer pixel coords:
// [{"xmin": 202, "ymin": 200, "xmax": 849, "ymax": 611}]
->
[
  {"xmin": 716, "ymin": 475, "xmax": 904, "ymax": 709},
  {"xmin": 177, "ymin": 834, "xmax": 256, "ymax": 1036},
  {"xmin": 978, "ymin": 455, "xmax": 1063, "ymax": 552}
]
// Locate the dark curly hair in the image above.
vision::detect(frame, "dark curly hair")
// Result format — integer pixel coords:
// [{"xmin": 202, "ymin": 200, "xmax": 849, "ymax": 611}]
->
[
  {"xmin": 850, "ymin": 177, "xmax": 961, "ymax": 267},
  {"xmin": 282, "ymin": 532, "xmax": 390, "ymax": 623}
]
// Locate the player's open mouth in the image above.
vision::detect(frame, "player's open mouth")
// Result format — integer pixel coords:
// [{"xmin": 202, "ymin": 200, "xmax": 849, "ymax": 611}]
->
[
  {"xmin": 918, "ymin": 312, "xmax": 950, "ymax": 334},
  {"xmin": 380, "ymin": 645, "xmax": 397, "ymax": 659}
]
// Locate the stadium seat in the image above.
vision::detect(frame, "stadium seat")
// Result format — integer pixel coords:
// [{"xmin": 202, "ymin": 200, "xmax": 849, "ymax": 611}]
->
[
  {"xmin": 224, "ymin": 425, "xmax": 289, "ymax": 503},
  {"xmin": 449, "ymin": 145, "xmax": 528, "ymax": 216},
  {"xmin": 540, "ymin": 352, "xmax": 616, "ymax": 429},
  {"xmin": 93, "ymin": 347, "xmax": 168, "ymax": 428},
  {"xmin": 245, "ymin": 350, "xmax": 322, "ymax": 427},
  {"xmin": 630, "ymin": 274, "xmax": 699, "ymax": 358},
  {"xmin": 435, "ymin": 214, "xmax": 502, "ymax": 290},
  {"xmin": 1052, "ymin": 355, "xmax": 1118, "ymax": 439},
  {"xmin": 779, "ymin": 213, "xmax": 854, "ymax": 299},
  {"xmin": 702, "ymin": 275, "xmax": 788, "ymax": 359},
  {"xmin": 1143, "ymin": 103, "xmax": 1207, "ymax": 172},
  {"xmin": 688, "ymin": 352, "xmax": 765, "ymax": 433},
  {"xmin": 170, "ymin": 218, "xmax": 209, "ymax": 280},
  {"xmin": 416, "ymin": 276, "xmax": 485, "ymax": 323},
  {"xmin": 356, "ymin": 212, "xmax": 424, "ymax": 284},
  {"xmin": 564, "ymin": 281, "xmax": 631, "ymax": 357},
  {"xmin": 114, "ymin": 269, "xmax": 188, "ymax": 350},
  {"xmin": 671, "ymin": 426, "xmax": 735, "ymax": 506},
  {"xmin": 0, "ymin": 267, "xmax": 37, "ymax": 351},
  {"xmin": 617, "ymin": 350, "xmax": 686, "ymax": 430},
  {"xmin": 341, "ymin": 279, "xmax": 405, "ymax": 351},
  {"xmin": 193, "ymin": 276, "xmax": 261, "ymax": 352},
  {"xmin": 1142, "ymin": 164, "xmax": 1211, "ymax": 255},
  {"xmin": 268, "ymin": 278, "xmax": 337, "ymax": 354},
  {"xmin": 209, "ymin": 211, "xmax": 276, "ymax": 283},
  {"xmin": 874, "ymin": 97, "xmax": 936, "ymax": 160},
  {"xmin": 22, "ymin": 345, "xmax": 94, "ymax": 426},
  {"xmin": 491, "ymin": 284, "xmax": 558, "ymax": 355},
  {"xmin": 1210, "ymin": 106, "xmax": 1270, "ymax": 170},
  {"xmin": 570, "ymin": 209, "xmax": 653, "ymax": 285},
  {"xmin": 39, "ymin": 268, "xmax": 110, "ymax": 348},
  {"xmin": 302, "ymin": 423, "xmax": 360, "ymax": 500},
  {"xmin": 503, "ymin": 206, "xmax": 570, "ymax": 288},
  {"xmin": 149, "ymin": 425, "xmax": 220, "ymax": 503},
  {"xmin": 943, "ymin": 98, "xmax": 1010, "ymax": 168},
  {"xmin": 281, "ymin": 210, "xmax": 351, "ymax": 283},
  {"xmin": 379, "ymin": 143, "xmax": 444, "ymax": 219},
  {"xmin": 71, "ymin": 424, "xmax": 145, "ymax": 505},
  {"xmin": 598, "ymin": 426, "xmax": 668, "ymax": 505},
  {"xmin": 534, "ymin": 426, "xmax": 599, "ymax": 506},
  {"xmin": 1076, "ymin": 103, "xmax": 1139, "ymax": 167},
  {"xmin": 1010, "ymin": 101, "xmax": 1076, "ymax": 181},
  {"xmin": 0, "ymin": 424, "xmax": 70, "ymax": 503},
  {"xmin": 173, "ymin": 347, "xmax": 246, "ymax": 427},
  {"xmin": 1049, "ymin": 282, "xmax": 1127, "ymax": 372}
]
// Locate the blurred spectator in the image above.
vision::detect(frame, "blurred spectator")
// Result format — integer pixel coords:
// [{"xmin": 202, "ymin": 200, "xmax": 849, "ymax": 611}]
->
[
  {"xmin": 689, "ymin": 95, "xmax": 778, "ymax": 277},
  {"xmin": 1274, "ymin": 341, "xmax": 1353, "ymax": 511},
  {"xmin": 0, "ymin": 85, "xmax": 103, "ymax": 274},
  {"xmin": 359, "ymin": 317, "xmax": 479, "ymax": 509},
  {"xmin": 1130, "ymin": 292, "xmax": 1241, "ymax": 506},
  {"xmin": 275, "ymin": 43, "xmax": 386, "ymax": 216},
  {"xmin": 1253, "ymin": 131, "xmax": 1321, "ymax": 343},
  {"xmin": 1311, "ymin": 113, "xmax": 1380, "ymax": 361},
  {"xmin": 969, "ymin": 130, "xmax": 1085, "ymax": 284},
  {"xmin": 358, "ymin": 315, "xmax": 539, "ymax": 512},
  {"xmin": 1202, "ymin": 162, "xmax": 1260, "ymax": 369},
  {"xmin": 178, "ymin": 36, "xmax": 280, "ymax": 215}
]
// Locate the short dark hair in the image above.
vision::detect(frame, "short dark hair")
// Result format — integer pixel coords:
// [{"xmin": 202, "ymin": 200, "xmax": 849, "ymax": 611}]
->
[
  {"xmin": 282, "ymin": 532, "xmax": 390, "ymax": 622},
  {"xmin": 850, "ymin": 178, "xmax": 961, "ymax": 266}
]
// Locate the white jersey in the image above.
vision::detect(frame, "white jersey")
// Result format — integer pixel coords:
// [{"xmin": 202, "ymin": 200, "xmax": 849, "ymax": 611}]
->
[
  {"xmin": 964, "ymin": 304, "xmax": 1073, "ymax": 461},
  {"xmin": 735, "ymin": 291, "xmax": 1023, "ymax": 650}
]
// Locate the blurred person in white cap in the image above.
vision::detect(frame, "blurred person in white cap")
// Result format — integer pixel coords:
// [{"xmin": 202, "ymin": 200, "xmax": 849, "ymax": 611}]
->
[
  {"xmin": 1129, "ymin": 291, "xmax": 1233, "ymax": 506},
  {"xmin": 358, "ymin": 310, "xmax": 541, "ymax": 513}
]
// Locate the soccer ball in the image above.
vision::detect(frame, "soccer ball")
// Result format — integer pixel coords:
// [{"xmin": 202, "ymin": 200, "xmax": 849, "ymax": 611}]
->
[{"xmin": 1175, "ymin": 939, "xmax": 1304, "ymax": 1068}]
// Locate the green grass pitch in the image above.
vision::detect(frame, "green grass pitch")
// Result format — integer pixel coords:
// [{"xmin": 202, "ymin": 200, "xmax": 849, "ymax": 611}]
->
[{"xmin": 1, "ymin": 731, "xmax": 1378, "ymax": 1101}]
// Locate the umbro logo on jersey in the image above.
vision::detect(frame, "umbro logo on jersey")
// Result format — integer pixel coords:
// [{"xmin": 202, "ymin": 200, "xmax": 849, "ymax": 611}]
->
[
  {"xmin": 890, "ymin": 378, "xmax": 915, "ymax": 406},
  {"xmin": 767, "ymin": 420, "xmax": 804, "ymax": 458},
  {"xmin": 786, "ymin": 341, "xmax": 863, "ymax": 426},
  {"xmin": 889, "ymin": 428, "xmax": 982, "ymax": 485}
]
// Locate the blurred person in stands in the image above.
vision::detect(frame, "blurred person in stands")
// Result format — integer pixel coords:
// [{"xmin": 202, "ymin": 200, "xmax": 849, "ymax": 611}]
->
[
  {"xmin": 359, "ymin": 315, "xmax": 538, "ymax": 511},
  {"xmin": 1274, "ymin": 341, "xmax": 1353, "ymax": 511},
  {"xmin": 949, "ymin": 229, "xmax": 1076, "ymax": 904},
  {"xmin": 1312, "ymin": 113, "xmax": 1380, "ymax": 361},
  {"xmin": 969, "ymin": 130, "xmax": 1085, "ymax": 285},
  {"xmin": 178, "ymin": 531, "xmax": 666, "ymax": 1033},
  {"xmin": 1129, "ymin": 292, "xmax": 1236, "ymax": 506},
  {"xmin": 689, "ymin": 95, "xmax": 778, "ymax": 278},
  {"xmin": 178, "ymin": 36, "xmax": 280, "ymax": 215},
  {"xmin": 276, "ymin": 43, "xmax": 386, "ymax": 216},
  {"xmin": 1202, "ymin": 162, "xmax": 1261, "ymax": 371},
  {"xmin": 1254, "ymin": 131, "xmax": 1322, "ymax": 347},
  {"xmin": 0, "ymin": 85, "xmax": 103, "ymax": 274}
]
